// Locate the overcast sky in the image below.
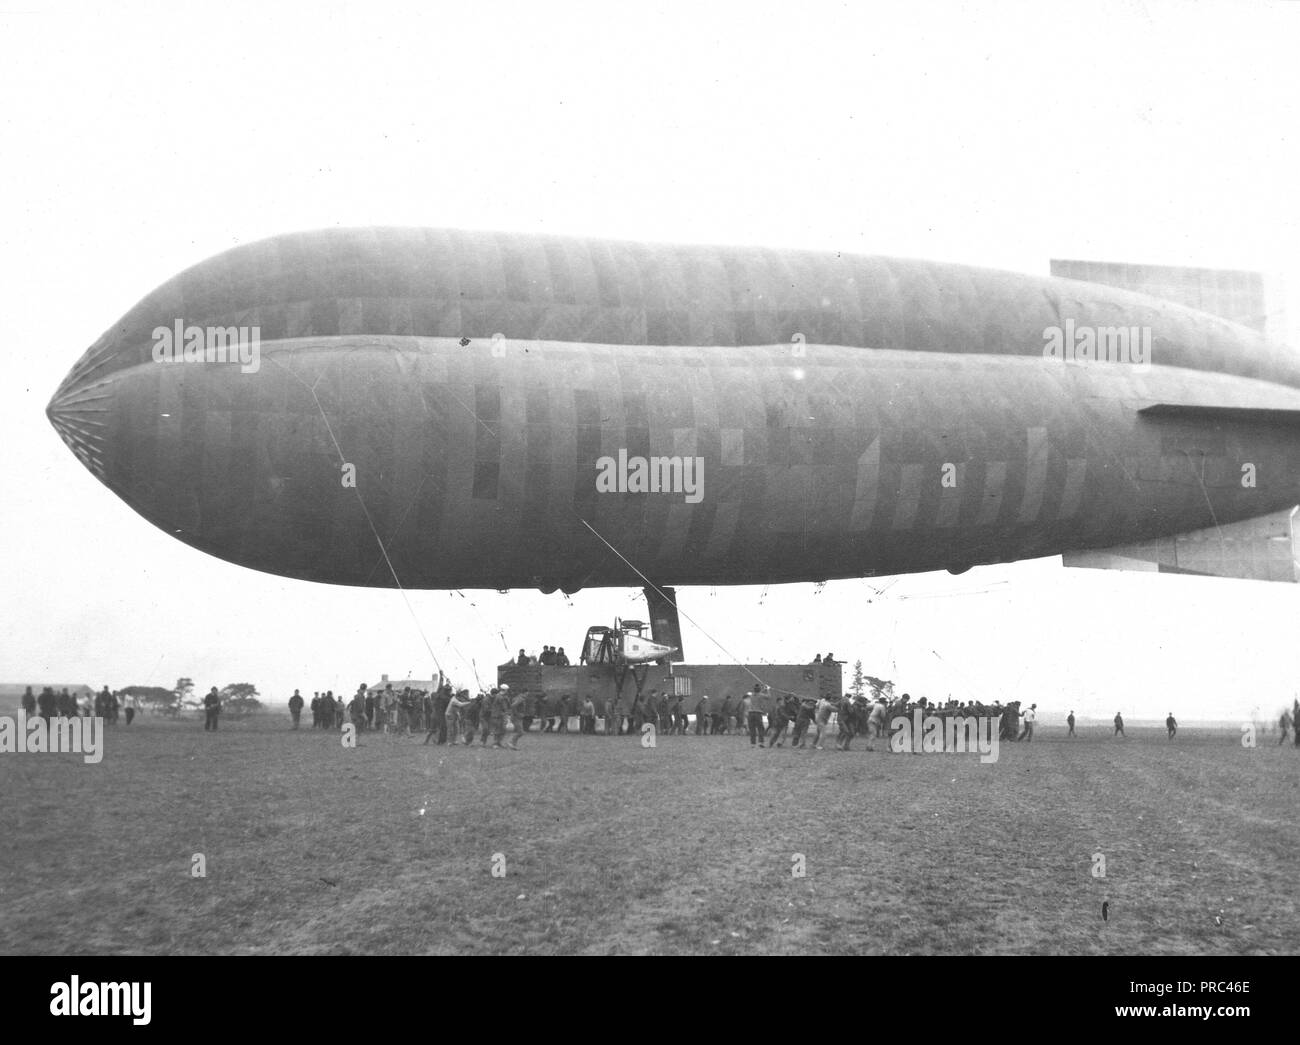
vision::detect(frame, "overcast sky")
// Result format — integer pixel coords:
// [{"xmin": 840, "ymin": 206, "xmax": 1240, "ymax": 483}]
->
[{"xmin": 2, "ymin": 0, "xmax": 1298, "ymax": 721}]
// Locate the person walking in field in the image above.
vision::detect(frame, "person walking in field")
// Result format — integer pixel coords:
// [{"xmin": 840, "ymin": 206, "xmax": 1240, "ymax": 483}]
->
[
  {"xmin": 288, "ymin": 689, "xmax": 304, "ymax": 729},
  {"xmin": 1113, "ymin": 712, "xmax": 1125, "ymax": 737},
  {"xmin": 1166, "ymin": 712, "xmax": 1177, "ymax": 739},
  {"xmin": 1279, "ymin": 709, "xmax": 1292, "ymax": 746},
  {"xmin": 203, "ymin": 687, "xmax": 221, "ymax": 731},
  {"xmin": 1067, "ymin": 710, "xmax": 1076, "ymax": 736},
  {"xmin": 1019, "ymin": 704, "xmax": 1037, "ymax": 742}
]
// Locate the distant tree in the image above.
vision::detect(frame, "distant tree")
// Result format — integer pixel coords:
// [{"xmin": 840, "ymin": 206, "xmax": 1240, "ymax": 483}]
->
[
  {"xmin": 850, "ymin": 661, "xmax": 866, "ymax": 700},
  {"xmin": 864, "ymin": 676, "xmax": 895, "ymax": 702},
  {"xmin": 169, "ymin": 677, "xmax": 195, "ymax": 718},
  {"xmin": 117, "ymin": 685, "xmax": 174, "ymax": 714},
  {"xmin": 220, "ymin": 682, "xmax": 262, "ymax": 717}
]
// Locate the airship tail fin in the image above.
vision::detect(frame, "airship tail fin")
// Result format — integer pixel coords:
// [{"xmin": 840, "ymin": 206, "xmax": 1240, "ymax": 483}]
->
[{"xmin": 1063, "ymin": 506, "xmax": 1300, "ymax": 582}]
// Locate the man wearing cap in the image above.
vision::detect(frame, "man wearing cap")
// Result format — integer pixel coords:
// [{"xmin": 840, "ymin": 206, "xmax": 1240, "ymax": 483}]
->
[
  {"xmin": 791, "ymin": 697, "xmax": 817, "ymax": 748},
  {"xmin": 507, "ymin": 687, "xmax": 527, "ymax": 749}
]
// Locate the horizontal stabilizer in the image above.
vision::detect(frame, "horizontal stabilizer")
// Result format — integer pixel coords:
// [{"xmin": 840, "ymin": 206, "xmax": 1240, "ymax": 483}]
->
[
  {"xmin": 1139, "ymin": 403, "xmax": 1300, "ymax": 426},
  {"xmin": 1063, "ymin": 507, "xmax": 1300, "ymax": 582}
]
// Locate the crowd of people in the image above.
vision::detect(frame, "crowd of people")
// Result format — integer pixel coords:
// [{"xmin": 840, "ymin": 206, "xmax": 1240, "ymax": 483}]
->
[
  {"xmin": 513, "ymin": 647, "xmax": 572, "ymax": 666},
  {"xmin": 21, "ymin": 680, "xmax": 1300, "ymax": 751},
  {"xmin": 18, "ymin": 685, "xmax": 135, "ymax": 725}
]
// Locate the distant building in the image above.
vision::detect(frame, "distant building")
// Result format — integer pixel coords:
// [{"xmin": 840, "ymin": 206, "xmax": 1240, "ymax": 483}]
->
[
  {"xmin": 1050, "ymin": 258, "xmax": 1289, "ymax": 345},
  {"xmin": 365, "ymin": 673, "xmax": 441, "ymax": 697}
]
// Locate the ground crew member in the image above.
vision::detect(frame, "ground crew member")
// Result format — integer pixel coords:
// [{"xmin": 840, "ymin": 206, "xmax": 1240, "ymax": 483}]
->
[
  {"xmin": 288, "ymin": 689, "xmax": 304, "ymax": 729},
  {"xmin": 1019, "ymin": 703, "xmax": 1037, "ymax": 742},
  {"xmin": 812, "ymin": 695, "xmax": 835, "ymax": 750},
  {"xmin": 868, "ymin": 699, "xmax": 886, "ymax": 739},
  {"xmin": 203, "ymin": 687, "xmax": 221, "ymax": 731},
  {"xmin": 1279, "ymin": 709, "xmax": 1292, "ymax": 745},
  {"xmin": 744, "ymin": 688, "xmax": 766, "ymax": 747},
  {"xmin": 792, "ymin": 698, "xmax": 816, "ymax": 748},
  {"xmin": 694, "ymin": 694, "xmax": 710, "ymax": 735},
  {"xmin": 768, "ymin": 695, "xmax": 796, "ymax": 747},
  {"xmin": 1067, "ymin": 710, "xmax": 1076, "ymax": 736},
  {"xmin": 581, "ymin": 696, "xmax": 596, "ymax": 735},
  {"xmin": 1166, "ymin": 712, "xmax": 1177, "ymax": 739},
  {"xmin": 837, "ymin": 695, "xmax": 864, "ymax": 751},
  {"xmin": 444, "ymin": 689, "xmax": 471, "ymax": 744},
  {"xmin": 20, "ymin": 686, "xmax": 36, "ymax": 718},
  {"xmin": 507, "ymin": 688, "xmax": 527, "ymax": 749},
  {"xmin": 1114, "ymin": 712, "xmax": 1125, "ymax": 737}
]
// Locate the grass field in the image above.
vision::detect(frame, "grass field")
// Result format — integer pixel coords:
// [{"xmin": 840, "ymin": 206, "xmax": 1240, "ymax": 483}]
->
[{"xmin": 1, "ymin": 711, "xmax": 1297, "ymax": 954}]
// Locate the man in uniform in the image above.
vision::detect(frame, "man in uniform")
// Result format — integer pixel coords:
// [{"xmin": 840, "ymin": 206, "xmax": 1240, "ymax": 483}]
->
[
  {"xmin": 288, "ymin": 689, "xmax": 304, "ymax": 729},
  {"xmin": 507, "ymin": 687, "xmax": 527, "ymax": 749},
  {"xmin": 1114, "ymin": 711, "xmax": 1125, "ymax": 737},
  {"xmin": 203, "ymin": 686, "xmax": 221, "ymax": 731},
  {"xmin": 743, "ymin": 688, "xmax": 766, "ymax": 747},
  {"xmin": 1067, "ymin": 710, "xmax": 1076, "ymax": 737},
  {"xmin": 1165, "ymin": 712, "xmax": 1177, "ymax": 739}
]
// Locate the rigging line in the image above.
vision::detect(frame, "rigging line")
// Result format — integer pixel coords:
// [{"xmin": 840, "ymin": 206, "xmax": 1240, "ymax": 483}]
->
[
  {"xmin": 928, "ymin": 647, "xmax": 989, "ymax": 704},
  {"xmin": 575, "ymin": 515, "xmax": 769, "ymax": 690},
  {"xmin": 304, "ymin": 383, "xmax": 444, "ymax": 678},
  {"xmin": 1182, "ymin": 448, "xmax": 1226, "ymax": 544},
  {"xmin": 451, "ymin": 589, "xmax": 512, "ymax": 657}
]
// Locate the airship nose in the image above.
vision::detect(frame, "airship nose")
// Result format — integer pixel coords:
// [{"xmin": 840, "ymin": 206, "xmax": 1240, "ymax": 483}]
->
[{"xmin": 47, "ymin": 377, "xmax": 110, "ymax": 480}]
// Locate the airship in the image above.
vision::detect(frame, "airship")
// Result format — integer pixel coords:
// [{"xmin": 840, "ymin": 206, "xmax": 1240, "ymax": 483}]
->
[{"xmin": 49, "ymin": 226, "xmax": 1300, "ymax": 618}]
